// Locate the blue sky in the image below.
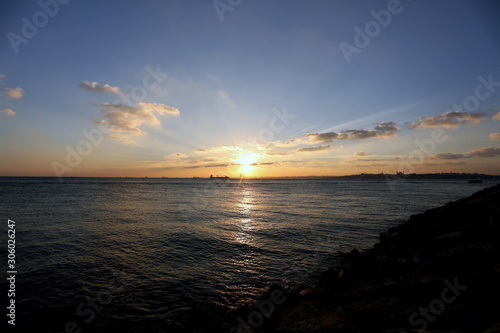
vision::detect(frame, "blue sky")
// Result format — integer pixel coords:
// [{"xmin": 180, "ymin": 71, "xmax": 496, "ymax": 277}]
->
[{"xmin": 0, "ymin": 0, "xmax": 499, "ymax": 177}]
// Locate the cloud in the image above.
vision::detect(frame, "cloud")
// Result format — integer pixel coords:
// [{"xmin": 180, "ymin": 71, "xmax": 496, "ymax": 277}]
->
[
  {"xmin": 304, "ymin": 121, "xmax": 399, "ymax": 143},
  {"xmin": 265, "ymin": 138, "xmax": 303, "ymax": 149},
  {"xmin": 0, "ymin": 74, "xmax": 5, "ymax": 79},
  {"xmin": 195, "ymin": 146, "xmax": 241, "ymax": 153},
  {"xmin": 166, "ymin": 153, "xmax": 188, "ymax": 159},
  {"xmin": 95, "ymin": 102, "xmax": 180, "ymax": 140},
  {"xmin": 0, "ymin": 108, "xmax": 15, "ymax": 116},
  {"xmin": 3, "ymin": 87, "xmax": 24, "ymax": 99},
  {"xmin": 108, "ymin": 133, "xmax": 137, "ymax": 144},
  {"xmin": 137, "ymin": 102, "xmax": 179, "ymax": 115},
  {"xmin": 493, "ymin": 112, "xmax": 500, "ymax": 121},
  {"xmin": 79, "ymin": 81, "xmax": 122, "ymax": 95},
  {"xmin": 250, "ymin": 162, "xmax": 276, "ymax": 166},
  {"xmin": 429, "ymin": 153, "xmax": 466, "ymax": 160},
  {"xmin": 350, "ymin": 163, "xmax": 388, "ymax": 168},
  {"xmin": 265, "ymin": 152, "xmax": 290, "ymax": 156},
  {"xmin": 354, "ymin": 151, "xmax": 368, "ymax": 156},
  {"xmin": 466, "ymin": 147, "xmax": 500, "ymax": 158},
  {"xmin": 410, "ymin": 111, "xmax": 485, "ymax": 129},
  {"xmin": 303, "ymin": 132, "xmax": 338, "ymax": 143},
  {"xmin": 489, "ymin": 133, "xmax": 500, "ymax": 141},
  {"xmin": 296, "ymin": 145, "xmax": 332, "ymax": 153},
  {"xmin": 355, "ymin": 158, "xmax": 382, "ymax": 162}
]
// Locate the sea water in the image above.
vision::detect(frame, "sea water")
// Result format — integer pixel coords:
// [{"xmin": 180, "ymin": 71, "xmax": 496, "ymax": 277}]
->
[{"xmin": 0, "ymin": 177, "xmax": 493, "ymax": 332}]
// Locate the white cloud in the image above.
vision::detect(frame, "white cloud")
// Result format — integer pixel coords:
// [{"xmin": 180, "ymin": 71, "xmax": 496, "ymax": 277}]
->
[
  {"xmin": 3, "ymin": 87, "xmax": 24, "ymax": 99},
  {"xmin": 0, "ymin": 108, "xmax": 15, "ymax": 116},
  {"xmin": 95, "ymin": 102, "xmax": 180, "ymax": 142},
  {"xmin": 410, "ymin": 111, "xmax": 485, "ymax": 129},
  {"xmin": 79, "ymin": 81, "xmax": 122, "ymax": 95}
]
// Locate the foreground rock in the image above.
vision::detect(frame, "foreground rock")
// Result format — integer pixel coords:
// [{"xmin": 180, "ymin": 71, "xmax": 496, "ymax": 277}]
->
[{"xmin": 221, "ymin": 184, "xmax": 500, "ymax": 332}]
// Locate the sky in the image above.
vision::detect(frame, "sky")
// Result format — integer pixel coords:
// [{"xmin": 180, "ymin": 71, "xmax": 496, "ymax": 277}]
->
[{"xmin": 0, "ymin": 0, "xmax": 499, "ymax": 178}]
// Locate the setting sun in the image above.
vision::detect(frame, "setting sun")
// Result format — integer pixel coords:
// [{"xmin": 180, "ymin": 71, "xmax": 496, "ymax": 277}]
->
[{"xmin": 236, "ymin": 152, "xmax": 258, "ymax": 175}]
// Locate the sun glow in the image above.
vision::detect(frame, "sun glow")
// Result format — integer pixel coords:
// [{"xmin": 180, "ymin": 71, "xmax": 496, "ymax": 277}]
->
[{"xmin": 236, "ymin": 152, "xmax": 258, "ymax": 175}]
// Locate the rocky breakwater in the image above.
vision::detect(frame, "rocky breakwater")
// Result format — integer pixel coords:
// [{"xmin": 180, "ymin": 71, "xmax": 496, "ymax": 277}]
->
[{"xmin": 249, "ymin": 184, "xmax": 500, "ymax": 332}]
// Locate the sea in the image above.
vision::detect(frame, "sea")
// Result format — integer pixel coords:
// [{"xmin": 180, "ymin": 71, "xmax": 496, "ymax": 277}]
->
[{"xmin": 0, "ymin": 177, "xmax": 495, "ymax": 332}]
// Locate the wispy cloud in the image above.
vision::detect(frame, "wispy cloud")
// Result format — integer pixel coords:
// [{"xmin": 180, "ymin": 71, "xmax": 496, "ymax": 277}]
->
[
  {"xmin": 427, "ymin": 148, "xmax": 500, "ymax": 159},
  {"xmin": 0, "ymin": 108, "xmax": 15, "ymax": 116},
  {"xmin": 489, "ymin": 133, "xmax": 500, "ymax": 141},
  {"xmin": 296, "ymin": 145, "xmax": 332, "ymax": 153},
  {"xmin": 3, "ymin": 87, "xmax": 24, "ymax": 99},
  {"xmin": 79, "ymin": 81, "xmax": 122, "ymax": 95},
  {"xmin": 304, "ymin": 121, "xmax": 399, "ymax": 143},
  {"xmin": 466, "ymin": 147, "xmax": 500, "ymax": 158},
  {"xmin": 353, "ymin": 151, "xmax": 368, "ymax": 156},
  {"xmin": 166, "ymin": 153, "xmax": 188, "ymax": 159},
  {"xmin": 265, "ymin": 152, "xmax": 291, "ymax": 156},
  {"xmin": 429, "ymin": 153, "xmax": 466, "ymax": 160},
  {"xmin": 194, "ymin": 146, "xmax": 242, "ymax": 153},
  {"xmin": 493, "ymin": 111, "xmax": 500, "ymax": 121},
  {"xmin": 410, "ymin": 111, "xmax": 485, "ymax": 129}
]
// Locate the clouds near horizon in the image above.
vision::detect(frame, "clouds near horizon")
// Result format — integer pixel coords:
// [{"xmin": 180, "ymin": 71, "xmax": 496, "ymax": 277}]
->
[
  {"xmin": 466, "ymin": 147, "xmax": 500, "ymax": 158},
  {"xmin": 429, "ymin": 153, "xmax": 466, "ymax": 160},
  {"xmin": 410, "ymin": 111, "xmax": 485, "ymax": 129},
  {"xmin": 296, "ymin": 145, "xmax": 332, "ymax": 153},
  {"xmin": 305, "ymin": 121, "xmax": 399, "ymax": 143}
]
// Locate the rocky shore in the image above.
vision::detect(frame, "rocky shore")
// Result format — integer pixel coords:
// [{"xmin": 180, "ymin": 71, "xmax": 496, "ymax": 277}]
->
[{"xmin": 203, "ymin": 184, "xmax": 500, "ymax": 333}]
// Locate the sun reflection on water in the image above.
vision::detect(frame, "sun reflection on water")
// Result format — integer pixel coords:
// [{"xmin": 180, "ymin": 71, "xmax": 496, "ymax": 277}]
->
[{"xmin": 235, "ymin": 188, "xmax": 255, "ymax": 245}]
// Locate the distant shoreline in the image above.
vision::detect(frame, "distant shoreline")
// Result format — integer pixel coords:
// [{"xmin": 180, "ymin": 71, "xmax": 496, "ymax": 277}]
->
[{"xmin": 0, "ymin": 173, "xmax": 499, "ymax": 180}]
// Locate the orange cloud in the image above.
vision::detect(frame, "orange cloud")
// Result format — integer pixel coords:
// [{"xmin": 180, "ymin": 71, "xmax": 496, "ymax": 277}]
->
[
  {"xmin": 489, "ymin": 133, "xmax": 500, "ymax": 141},
  {"xmin": 0, "ymin": 108, "xmax": 15, "ymax": 116},
  {"xmin": 3, "ymin": 87, "xmax": 24, "ymax": 99}
]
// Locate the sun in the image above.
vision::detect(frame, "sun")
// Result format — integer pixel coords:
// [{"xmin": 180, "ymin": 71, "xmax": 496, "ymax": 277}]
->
[{"xmin": 236, "ymin": 152, "xmax": 257, "ymax": 175}]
